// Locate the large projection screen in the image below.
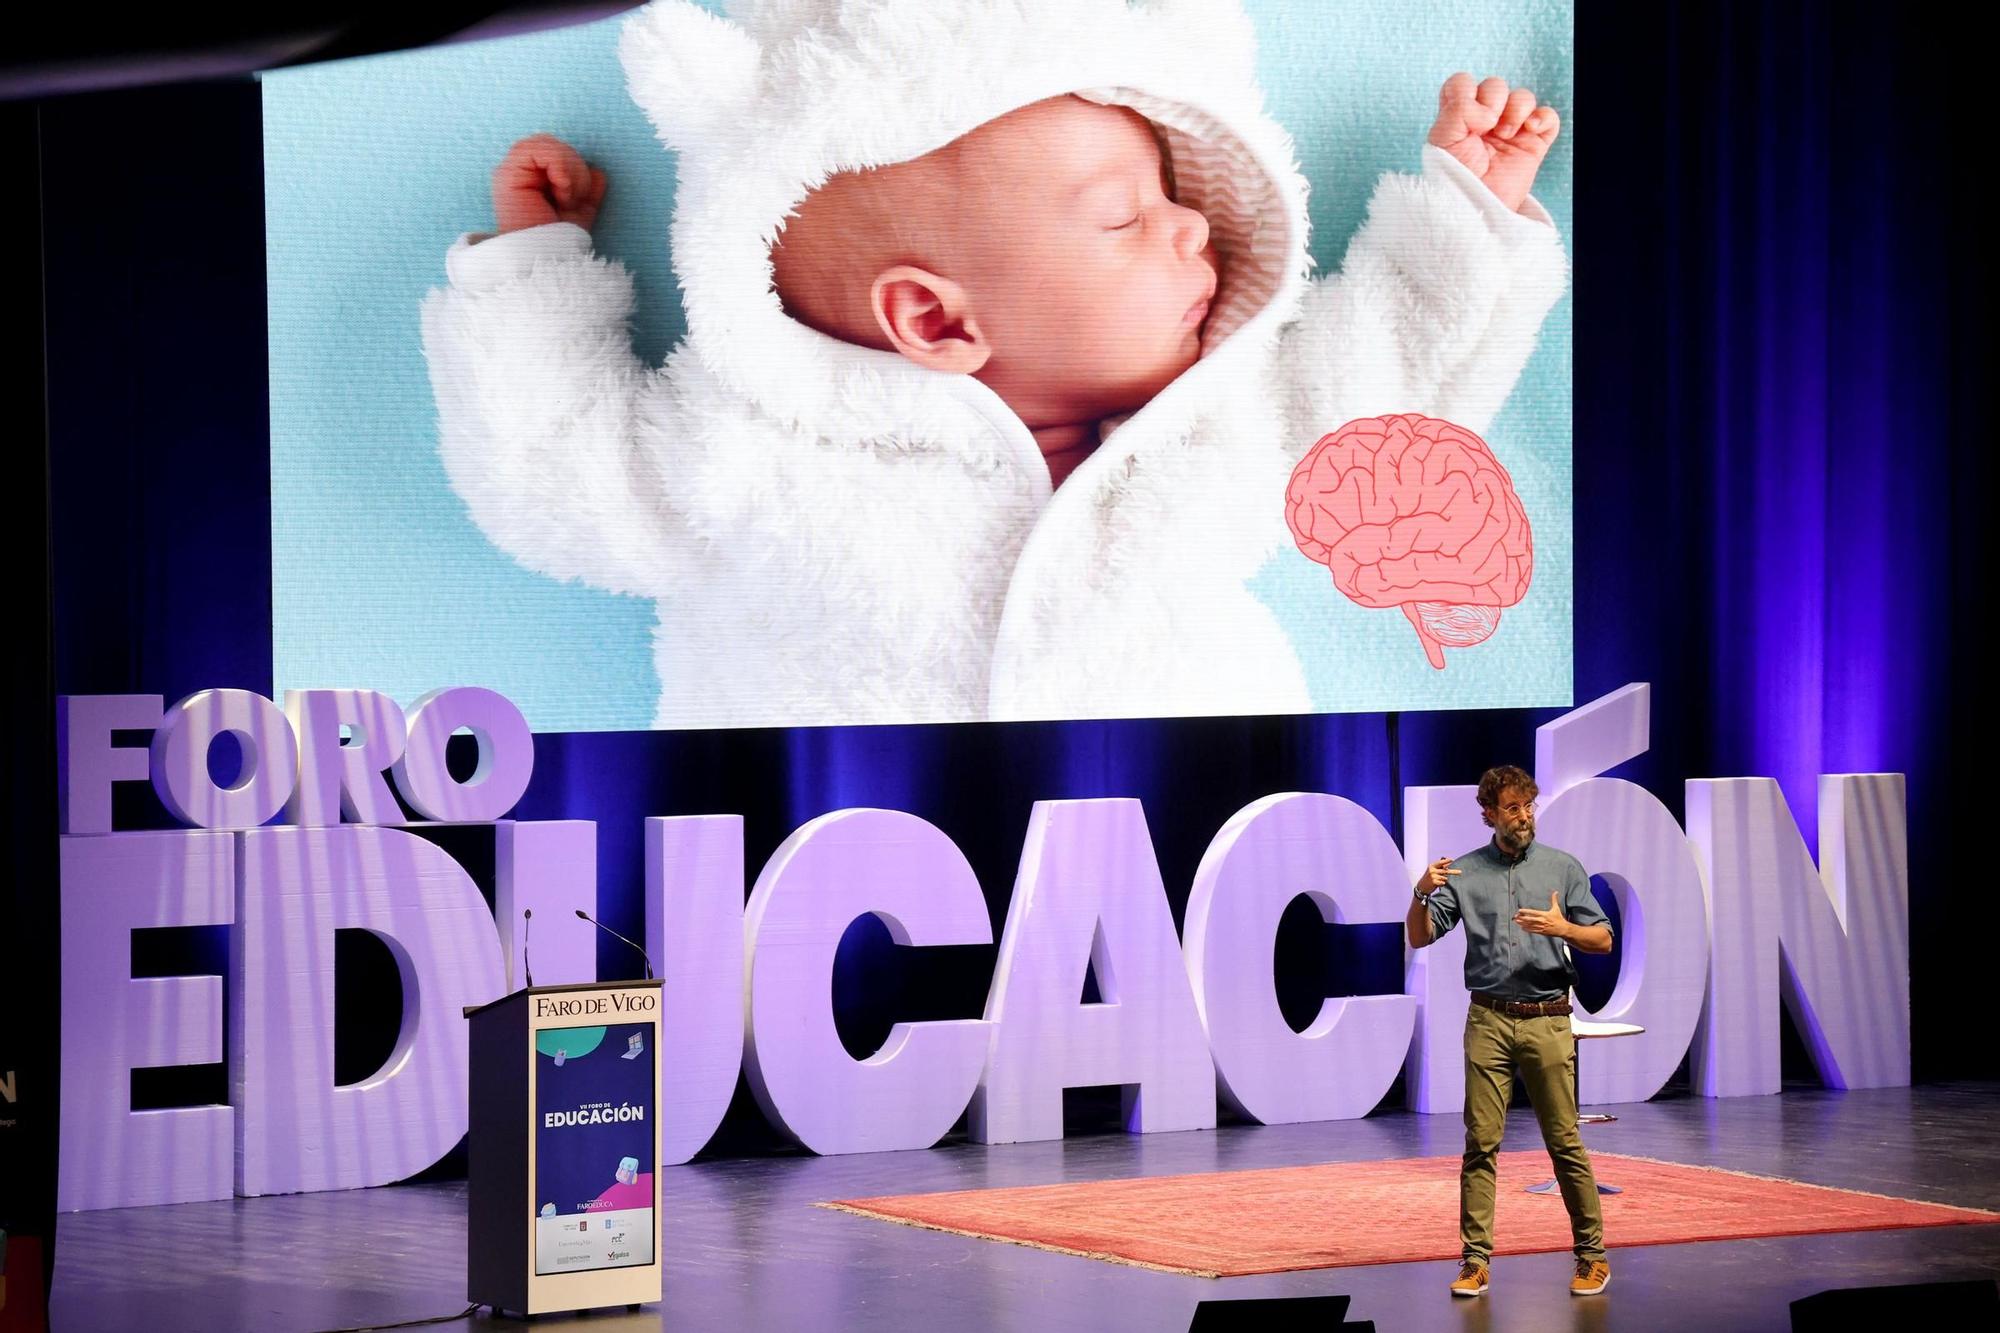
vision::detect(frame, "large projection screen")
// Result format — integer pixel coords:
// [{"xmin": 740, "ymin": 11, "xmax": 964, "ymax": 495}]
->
[{"xmin": 265, "ymin": 0, "xmax": 1572, "ymax": 731}]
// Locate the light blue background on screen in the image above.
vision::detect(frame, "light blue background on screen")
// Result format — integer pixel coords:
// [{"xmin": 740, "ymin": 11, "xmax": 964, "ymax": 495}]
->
[{"xmin": 264, "ymin": 0, "xmax": 1572, "ymax": 732}]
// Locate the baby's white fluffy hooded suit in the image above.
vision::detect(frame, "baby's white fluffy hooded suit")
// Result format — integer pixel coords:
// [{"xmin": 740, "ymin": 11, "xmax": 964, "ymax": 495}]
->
[{"xmin": 421, "ymin": 0, "xmax": 1567, "ymax": 727}]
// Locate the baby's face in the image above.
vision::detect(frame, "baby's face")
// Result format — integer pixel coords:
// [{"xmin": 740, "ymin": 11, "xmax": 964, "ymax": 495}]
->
[{"xmin": 949, "ymin": 97, "xmax": 1219, "ymax": 427}]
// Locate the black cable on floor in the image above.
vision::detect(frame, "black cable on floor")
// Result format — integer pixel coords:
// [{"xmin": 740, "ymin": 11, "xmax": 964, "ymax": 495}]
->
[{"xmin": 309, "ymin": 1302, "xmax": 481, "ymax": 1333}]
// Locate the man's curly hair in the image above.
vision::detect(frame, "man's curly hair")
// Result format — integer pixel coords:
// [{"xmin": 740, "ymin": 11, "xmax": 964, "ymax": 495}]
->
[{"xmin": 1477, "ymin": 765, "xmax": 1538, "ymax": 810}]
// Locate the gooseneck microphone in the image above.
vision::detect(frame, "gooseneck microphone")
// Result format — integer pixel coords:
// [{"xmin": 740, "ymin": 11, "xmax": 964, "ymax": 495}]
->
[
  {"xmin": 522, "ymin": 908, "xmax": 535, "ymax": 989},
  {"xmin": 574, "ymin": 908, "xmax": 655, "ymax": 981}
]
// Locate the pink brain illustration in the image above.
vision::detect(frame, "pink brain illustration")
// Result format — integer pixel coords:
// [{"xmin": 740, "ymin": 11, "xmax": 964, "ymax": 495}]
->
[{"xmin": 1285, "ymin": 413, "xmax": 1534, "ymax": 670}]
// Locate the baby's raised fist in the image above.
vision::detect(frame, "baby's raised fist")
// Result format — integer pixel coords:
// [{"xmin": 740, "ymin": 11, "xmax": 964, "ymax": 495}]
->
[
  {"xmin": 492, "ymin": 133, "xmax": 609, "ymax": 234},
  {"xmin": 1427, "ymin": 74, "xmax": 1559, "ymax": 215}
]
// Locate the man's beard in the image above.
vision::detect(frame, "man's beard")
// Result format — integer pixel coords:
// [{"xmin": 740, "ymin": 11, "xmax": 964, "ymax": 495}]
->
[{"xmin": 1500, "ymin": 823, "xmax": 1535, "ymax": 852}]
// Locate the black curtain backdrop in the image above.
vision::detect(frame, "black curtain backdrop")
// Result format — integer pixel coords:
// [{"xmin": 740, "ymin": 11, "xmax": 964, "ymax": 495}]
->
[
  {"xmin": 8, "ymin": 3, "xmax": 1991, "ymax": 1256},
  {"xmin": 2, "ymin": 98, "xmax": 57, "ymax": 1327}
]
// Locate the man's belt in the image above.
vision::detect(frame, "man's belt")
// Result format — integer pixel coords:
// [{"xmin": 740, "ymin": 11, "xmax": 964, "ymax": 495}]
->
[{"xmin": 1470, "ymin": 991, "xmax": 1573, "ymax": 1018}]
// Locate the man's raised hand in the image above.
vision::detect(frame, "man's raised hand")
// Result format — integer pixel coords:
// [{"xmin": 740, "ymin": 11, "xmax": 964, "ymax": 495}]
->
[{"xmin": 1416, "ymin": 856, "xmax": 1462, "ymax": 896}]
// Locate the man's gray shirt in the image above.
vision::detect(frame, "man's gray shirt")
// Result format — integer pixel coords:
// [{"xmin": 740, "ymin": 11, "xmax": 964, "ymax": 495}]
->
[{"xmin": 1424, "ymin": 838, "xmax": 1612, "ymax": 1001}]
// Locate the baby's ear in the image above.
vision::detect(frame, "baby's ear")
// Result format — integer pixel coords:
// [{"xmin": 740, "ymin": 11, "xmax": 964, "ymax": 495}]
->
[
  {"xmin": 872, "ymin": 266, "xmax": 992, "ymax": 376},
  {"xmin": 619, "ymin": 1, "xmax": 765, "ymax": 154},
  {"xmin": 1138, "ymin": 0, "xmax": 1260, "ymax": 92}
]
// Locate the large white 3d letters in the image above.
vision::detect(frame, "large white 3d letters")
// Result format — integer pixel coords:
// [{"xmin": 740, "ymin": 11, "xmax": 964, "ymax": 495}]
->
[
  {"xmin": 151, "ymin": 689, "xmax": 298, "ymax": 830},
  {"xmin": 390, "ymin": 686, "xmax": 533, "ymax": 822},
  {"xmin": 496, "ymin": 820, "xmax": 597, "ymax": 990},
  {"xmin": 1534, "ymin": 686, "xmax": 1711, "ymax": 1106},
  {"xmin": 648, "ymin": 816, "xmax": 745, "ymax": 1164},
  {"xmin": 58, "ymin": 831, "xmax": 236, "ymax": 1211},
  {"xmin": 970, "ymin": 799, "xmax": 1213, "ymax": 1143},
  {"xmin": 56, "ymin": 694, "xmax": 162, "ymax": 834},
  {"xmin": 232, "ymin": 826, "xmax": 506, "ymax": 1195},
  {"xmin": 1400, "ymin": 785, "xmax": 1489, "ymax": 1114},
  {"xmin": 744, "ymin": 809, "xmax": 991, "ymax": 1154},
  {"xmin": 1687, "ymin": 775, "xmax": 1909, "ymax": 1094},
  {"xmin": 283, "ymin": 689, "xmax": 409, "ymax": 827},
  {"xmin": 50, "ymin": 681, "xmax": 1913, "ymax": 1209},
  {"xmin": 1185, "ymin": 793, "xmax": 1415, "ymax": 1122}
]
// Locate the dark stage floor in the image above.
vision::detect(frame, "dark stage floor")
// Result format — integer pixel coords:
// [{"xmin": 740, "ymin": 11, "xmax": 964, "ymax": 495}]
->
[{"xmin": 50, "ymin": 1083, "xmax": 2000, "ymax": 1332}]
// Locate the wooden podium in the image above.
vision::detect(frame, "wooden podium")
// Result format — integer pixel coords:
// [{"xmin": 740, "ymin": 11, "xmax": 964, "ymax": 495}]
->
[{"xmin": 465, "ymin": 981, "xmax": 664, "ymax": 1318}]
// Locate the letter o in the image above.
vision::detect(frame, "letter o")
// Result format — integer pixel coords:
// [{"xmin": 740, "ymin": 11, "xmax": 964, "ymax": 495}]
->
[
  {"xmin": 391, "ymin": 687, "xmax": 533, "ymax": 822},
  {"xmin": 150, "ymin": 690, "xmax": 298, "ymax": 829}
]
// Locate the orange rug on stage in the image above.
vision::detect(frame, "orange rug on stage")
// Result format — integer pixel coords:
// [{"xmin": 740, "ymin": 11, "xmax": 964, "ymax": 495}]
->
[{"xmin": 821, "ymin": 1151, "xmax": 2000, "ymax": 1278}]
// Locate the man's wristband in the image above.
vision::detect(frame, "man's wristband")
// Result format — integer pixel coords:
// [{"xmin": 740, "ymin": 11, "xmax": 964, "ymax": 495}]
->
[{"xmin": 1413, "ymin": 887, "xmax": 1431, "ymax": 903}]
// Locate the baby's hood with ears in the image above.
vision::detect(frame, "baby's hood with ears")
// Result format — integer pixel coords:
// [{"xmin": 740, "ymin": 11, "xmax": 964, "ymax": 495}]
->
[{"xmin": 615, "ymin": 0, "xmax": 1311, "ymax": 439}]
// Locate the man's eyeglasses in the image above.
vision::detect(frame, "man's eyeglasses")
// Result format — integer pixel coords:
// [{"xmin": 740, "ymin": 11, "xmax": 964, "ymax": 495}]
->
[{"xmin": 1498, "ymin": 800, "xmax": 1537, "ymax": 817}]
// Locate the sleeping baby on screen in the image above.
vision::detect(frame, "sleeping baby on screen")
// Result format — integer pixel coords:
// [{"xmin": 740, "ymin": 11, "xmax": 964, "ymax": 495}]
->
[{"xmin": 420, "ymin": 0, "xmax": 1566, "ymax": 728}]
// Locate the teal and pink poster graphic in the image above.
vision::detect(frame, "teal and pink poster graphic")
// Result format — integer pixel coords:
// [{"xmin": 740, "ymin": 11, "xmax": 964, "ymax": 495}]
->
[{"xmin": 533, "ymin": 1022, "xmax": 655, "ymax": 1276}]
